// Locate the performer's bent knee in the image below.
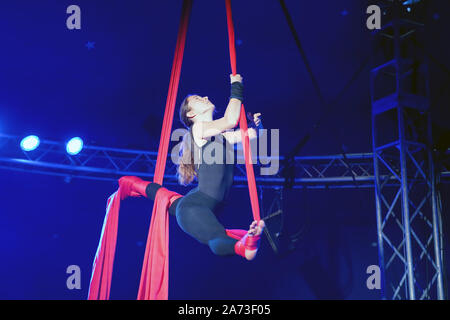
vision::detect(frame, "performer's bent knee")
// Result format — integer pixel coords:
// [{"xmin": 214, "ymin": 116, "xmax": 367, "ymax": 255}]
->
[{"xmin": 208, "ymin": 237, "xmax": 237, "ymax": 256}]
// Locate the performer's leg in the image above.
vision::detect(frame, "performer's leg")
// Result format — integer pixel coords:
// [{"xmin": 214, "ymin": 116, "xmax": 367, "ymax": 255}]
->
[
  {"xmin": 208, "ymin": 237, "xmax": 239, "ymax": 256},
  {"xmin": 168, "ymin": 197, "xmax": 182, "ymax": 217},
  {"xmin": 145, "ymin": 182, "xmax": 183, "ymax": 216},
  {"xmin": 145, "ymin": 182, "xmax": 162, "ymax": 201},
  {"xmin": 120, "ymin": 177, "xmax": 180, "ymax": 214},
  {"xmin": 175, "ymin": 200, "xmax": 238, "ymax": 256},
  {"xmin": 145, "ymin": 183, "xmax": 243, "ymax": 257},
  {"xmin": 145, "ymin": 182, "xmax": 181, "ymax": 217},
  {"xmin": 236, "ymin": 220, "xmax": 265, "ymax": 260}
]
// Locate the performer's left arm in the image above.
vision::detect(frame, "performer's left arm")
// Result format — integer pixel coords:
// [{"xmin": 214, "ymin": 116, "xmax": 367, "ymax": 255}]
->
[{"xmin": 222, "ymin": 112, "xmax": 263, "ymax": 144}]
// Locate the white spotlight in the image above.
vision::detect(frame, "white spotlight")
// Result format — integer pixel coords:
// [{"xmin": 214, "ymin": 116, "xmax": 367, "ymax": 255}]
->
[
  {"xmin": 66, "ymin": 137, "xmax": 84, "ymax": 155},
  {"xmin": 20, "ymin": 135, "xmax": 40, "ymax": 151}
]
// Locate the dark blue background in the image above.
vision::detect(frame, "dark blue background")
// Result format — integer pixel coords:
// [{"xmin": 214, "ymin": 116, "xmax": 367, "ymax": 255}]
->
[{"xmin": 0, "ymin": 0, "xmax": 448, "ymax": 299}]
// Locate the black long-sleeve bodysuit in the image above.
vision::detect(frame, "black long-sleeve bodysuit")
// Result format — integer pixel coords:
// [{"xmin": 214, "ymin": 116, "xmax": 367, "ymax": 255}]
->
[{"xmin": 146, "ymin": 125, "xmax": 238, "ymax": 255}]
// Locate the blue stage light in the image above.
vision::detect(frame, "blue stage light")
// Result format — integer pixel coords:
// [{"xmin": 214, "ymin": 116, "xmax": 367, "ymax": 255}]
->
[
  {"xmin": 20, "ymin": 135, "xmax": 40, "ymax": 151},
  {"xmin": 66, "ymin": 137, "xmax": 83, "ymax": 155}
]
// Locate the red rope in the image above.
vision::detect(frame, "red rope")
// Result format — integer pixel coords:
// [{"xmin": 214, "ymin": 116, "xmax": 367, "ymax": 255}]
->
[{"xmin": 225, "ymin": 0, "xmax": 261, "ymax": 221}]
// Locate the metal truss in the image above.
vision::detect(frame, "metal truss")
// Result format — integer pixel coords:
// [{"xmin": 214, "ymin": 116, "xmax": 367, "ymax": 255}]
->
[
  {"xmin": 0, "ymin": 133, "xmax": 448, "ymax": 189},
  {"xmin": 371, "ymin": 0, "xmax": 445, "ymax": 300},
  {"xmin": 0, "ymin": 133, "xmax": 372, "ymax": 188}
]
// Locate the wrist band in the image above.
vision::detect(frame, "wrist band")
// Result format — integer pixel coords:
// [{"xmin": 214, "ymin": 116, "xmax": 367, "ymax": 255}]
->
[{"xmin": 230, "ymin": 81, "xmax": 243, "ymax": 102}]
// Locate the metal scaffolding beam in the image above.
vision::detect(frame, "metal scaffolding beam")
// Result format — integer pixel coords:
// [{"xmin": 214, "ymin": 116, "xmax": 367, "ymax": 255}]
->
[
  {"xmin": 0, "ymin": 133, "xmax": 448, "ymax": 189},
  {"xmin": 371, "ymin": 0, "xmax": 445, "ymax": 300}
]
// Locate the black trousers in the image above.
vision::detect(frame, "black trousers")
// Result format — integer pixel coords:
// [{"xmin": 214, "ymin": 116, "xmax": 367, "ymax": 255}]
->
[{"xmin": 146, "ymin": 183, "xmax": 237, "ymax": 256}]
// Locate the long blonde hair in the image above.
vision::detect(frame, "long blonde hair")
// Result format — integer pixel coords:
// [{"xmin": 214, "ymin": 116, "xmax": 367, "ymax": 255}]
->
[{"xmin": 177, "ymin": 95, "xmax": 196, "ymax": 185}]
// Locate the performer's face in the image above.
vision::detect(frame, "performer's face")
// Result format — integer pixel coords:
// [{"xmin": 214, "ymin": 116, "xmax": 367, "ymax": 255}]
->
[{"xmin": 186, "ymin": 95, "xmax": 215, "ymax": 118}]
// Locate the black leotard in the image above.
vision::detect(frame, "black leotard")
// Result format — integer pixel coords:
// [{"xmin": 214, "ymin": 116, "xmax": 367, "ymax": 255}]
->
[
  {"xmin": 190, "ymin": 125, "xmax": 234, "ymax": 202},
  {"xmin": 145, "ymin": 125, "xmax": 238, "ymax": 256}
]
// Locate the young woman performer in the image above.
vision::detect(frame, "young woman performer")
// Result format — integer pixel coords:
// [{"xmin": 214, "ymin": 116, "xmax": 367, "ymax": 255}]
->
[{"xmin": 122, "ymin": 74, "xmax": 264, "ymax": 260}]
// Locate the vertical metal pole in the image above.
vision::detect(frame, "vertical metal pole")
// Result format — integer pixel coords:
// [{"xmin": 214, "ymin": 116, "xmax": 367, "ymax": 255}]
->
[
  {"xmin": 423, "ymin": 35, "xmax": 445, "ymax": 299},
  {"xmin": 437, "ymin": 180, "xmax": 445, "ymax": 295},
  {"xmin": 370, "ymin": 47, "xmax": 387, "ymax": 298},
  {"xmin": 393, "ymin": 1, "xmax": 415, "ymax": 299},
  {"xmin": 398, "ymin": 106, "xmax": 416, "ymax": 300},
  {"xmin": 428, "ymin": 116, "xmax": 445, "ymax": 300},
  {"xmin": 372, "ymin": 113, "xmax": 387, "ymax": 299}
]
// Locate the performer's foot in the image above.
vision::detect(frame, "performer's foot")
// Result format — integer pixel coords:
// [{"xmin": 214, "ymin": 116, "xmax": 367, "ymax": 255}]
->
[
  {"xmin": 118, "ymin": 176, "xmax": 150, "ymax": 200},
  {"xmin": 235, "ymin": 220, "xmax": 265, "ymax": 261}
]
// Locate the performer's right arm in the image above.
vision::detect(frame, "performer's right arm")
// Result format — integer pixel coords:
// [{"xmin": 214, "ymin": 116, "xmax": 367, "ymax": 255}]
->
[
  {"xmin": 195, "ymin": 74, "xmax": 243, "ymax": 139},
  {"xmin": 224, "ymin": 73, "xmax": 243, "ymax": 127}
]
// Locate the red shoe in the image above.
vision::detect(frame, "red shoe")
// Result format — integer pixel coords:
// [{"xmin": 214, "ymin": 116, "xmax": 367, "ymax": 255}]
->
[{"xmin": 118, "ymin": 176, "xmax": 150, "ymax": 200}]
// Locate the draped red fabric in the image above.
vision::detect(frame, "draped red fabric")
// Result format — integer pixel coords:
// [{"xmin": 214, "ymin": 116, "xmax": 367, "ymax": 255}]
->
[
  {"xmin": 88, "ymin": 0, "xmax": 262, "ymax": 300},
  {"xmin": 88, "ymin": 187, "xmax": 182, "ymax": 300},
  {"xmin": 88, "ymin": 191, "xmax": 120, "ymax": 300},
  {"xmin": 88, "ymin": 0, "xmax": 192, "ymax": 300},
  {"xmin": 137, "ymin": 189, "xmax": 183, "ymax": 300},
  {"xmin": 136, "ymin": 0, "xmax": 192, "ymax": 300},
  {"xmin": 225, "ymin": 0, "xmax": 261, "ymax": 222},
  {"xmin": 153, "ymin": 0, "xmax": 192, "ymax": 186}
]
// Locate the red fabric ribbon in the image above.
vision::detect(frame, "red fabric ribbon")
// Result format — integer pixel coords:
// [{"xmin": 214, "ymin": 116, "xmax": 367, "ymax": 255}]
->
[
  {"xmin": 88, "ymin": 0, "xmax": 192, "ymax": 300},
  {"xmin": 225, "ymin": 0, "xmax": 261, "ymax": 222},
  {"xmin": 135, "ymin": 0, "xmax": 192, "ymax": 300},
  {"xmin": 137, "ymin": 188, "xmax": 182, "ymax": 300},
  {"xmin": 88, "ymin": 185, "xmax": 182, "ymax": 300},
  {"xmin": 88, "ymin": 0, "xmax": 262, "ymax": 300},
  {"xmin": 88, "ymin": 191, "xmax": 121, "ymax": 300}
]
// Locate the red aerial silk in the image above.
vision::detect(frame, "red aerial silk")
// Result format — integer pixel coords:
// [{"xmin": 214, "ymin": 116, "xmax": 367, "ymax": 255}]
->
[
  {"xmin": 88, "ymin": 0, "xmax": 192, "ymax": 300},
  {"xmin": 88, "ymin": 0, "xmax": 261, "ymax": 300},
  {"xmin": 135, "ymin": 0, "xmax": 192, "ymax": 300},
  {"xmin": 88, "ymin": 185, "xmax": 182, "ymax": 300},
  {"xmin": 225, "ymin": 0, "xmax": 261, "ymax": 222}
]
